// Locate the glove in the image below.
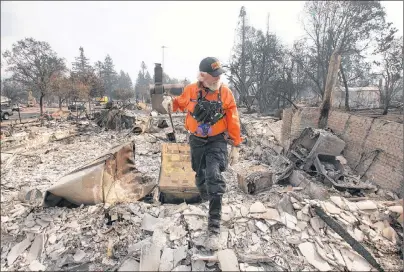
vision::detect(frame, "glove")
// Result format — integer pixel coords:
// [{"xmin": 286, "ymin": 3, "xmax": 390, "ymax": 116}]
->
[
  {"xmin": 229, "ymin": 146, "xmax": 239, "ymax": 166},
  {"xmin": 162, "ymin": 96, "xmax": 173, "ymax": 112}
]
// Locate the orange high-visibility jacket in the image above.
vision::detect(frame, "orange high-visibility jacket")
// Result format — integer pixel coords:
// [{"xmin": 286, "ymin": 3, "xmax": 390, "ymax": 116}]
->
[{"xmin": 173, "ymin": 82, "xmax": 242, "ymax": 146}]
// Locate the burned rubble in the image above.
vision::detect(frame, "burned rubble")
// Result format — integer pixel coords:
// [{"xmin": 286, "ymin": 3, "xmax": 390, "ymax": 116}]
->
[{"xmin": 0, "ymin": 110, "xmax": 403, "ymax": 272}]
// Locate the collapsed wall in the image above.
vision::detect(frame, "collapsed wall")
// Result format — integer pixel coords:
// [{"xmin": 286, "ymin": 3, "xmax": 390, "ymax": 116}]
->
[{"xmin": 281, "ymin": 107, "xmax": 403, "ymax": 193}]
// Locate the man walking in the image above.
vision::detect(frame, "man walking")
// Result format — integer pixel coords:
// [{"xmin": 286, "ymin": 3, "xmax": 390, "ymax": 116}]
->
[{"xmin": 162, "ymin": 57, "xmax": 242, "ymax": 249}]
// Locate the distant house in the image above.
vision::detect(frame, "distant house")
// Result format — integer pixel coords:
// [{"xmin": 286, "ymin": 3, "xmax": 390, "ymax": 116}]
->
[{"xmin": 331, "ymin": 86, "xmax": 381, "ymax": 109}]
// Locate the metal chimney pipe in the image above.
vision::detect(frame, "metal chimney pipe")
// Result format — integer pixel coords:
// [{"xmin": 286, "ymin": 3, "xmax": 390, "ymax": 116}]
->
[{"xmin": 154, "ymin": 63, "xmax": 163, "ymax": 85}]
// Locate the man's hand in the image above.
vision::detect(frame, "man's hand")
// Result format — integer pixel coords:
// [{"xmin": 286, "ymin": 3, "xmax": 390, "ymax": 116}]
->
[
  {"xmin": 229, "ymin": 146, "xmax": 239, "ymax": 166},
  {"xmin": 162, "ymin": 96, "xmax": 173, "ymax": 112}
]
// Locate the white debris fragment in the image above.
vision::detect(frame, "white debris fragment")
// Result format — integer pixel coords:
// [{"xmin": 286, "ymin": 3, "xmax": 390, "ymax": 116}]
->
[
  {"xmin": 330, "ymin": 196, "xmax": 347, "ymax": 210},
  {"xmin": 255, "ymin": 221, "xmax": 269, "ymax": 233},
  {"xmin": 29, "ymin": 260, "xmax": 46, "ymax": 271},
  {"xmin": 159, "ymin": 247, "xmax": 174, "ymax": 271},
  {"xmin": 310, "ymin": 217, "xmax": 325, "ymax": 233},
  {"xmin": 286, "ymin": 235, "xmax": 301, "ymax": 245},
  {"xmin": 353, "ymin": 228, "xmax": 365, "ymax": 242},
  {"xmin": 388, "ymin": 205, "xmax": 403, "ymax": 214},
  {"xmin": 340, "ymin": 248, "xmax": 372, "ymax": 271},
  {"xmin": 249, "ymin": 202, "xmax": 266, "ymax": 213},
  {"xmin": 173, "ymin": 265, "xmax": 191, "ymax": 271},
  {"xmin": 118, "ymin": 258, "xmax": 139, "ymax": 272},
  {"xmin": 141, "ymin": 213, "xmax": 162, "ymax": 232},
  {"xmin": 322, "ymin": 201, "xmax": 341, "ymax": 214},
  {"xmin": 169, "ymin": 225, "xmax": 187, "ymax": 241},
  {"xmin": 173, "ymin": 246, "xmax": 188, "ymax": 267},
  {"xmin": 217, "ymin": 249, "xmax": 240, "ymax": 271},
  {"xmin": 330, "ymin": 245, "xmax": 346, "ymax": 267},
  {"xmin": 251, "ymin": 208, "xmax": 281, "ymax": 221},
  {"xmin": 297, "ymin": 211, "xmax": 311, "ymax": 222},
  {"xmin": 191, "ymin": 260, "xmax": 205, "ymax": 271},
  {"xmin": 298, "ymin": 242, "xmax": 332, "ymax": 271},
  {"xmin": 139, "ymin": 243, "xmax": 161, "ymax": 271},
  {"xmin": 27, "ymin": 234, "xmax": 44, "ymax": 262},
  {"xmin": 7, "ymin": 237, "xmax": 34, "ymax": 265},
  {"xmin": 339, "ymin": 212, "xmax": 358, "ymax": 225},
  {"xmin": 240, "ymin": 205, "xmax": 249, "ymax": 217},
  {"xmin": 48, "ymin": 234, "xmax": 57, "ymax": 244},
  {"xmin": 355, "ymin": 200, "xmax": 378, "ymax": 211},
  {"xmin": 73, "ymin": 249, "xmax": 86, "ymax": 262}
]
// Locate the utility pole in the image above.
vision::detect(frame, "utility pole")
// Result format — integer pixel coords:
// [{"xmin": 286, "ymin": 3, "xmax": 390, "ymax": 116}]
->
[
  {"xmin": 162, "ymin": 45, "xmax": 167, "ymax": 83},
  {"xmin": 240, "ymin": 7, "xmax": 246, "ymax": 84},
  {"xmin": 239, "ymin": 7, "xmax": 246, "ymax": 106},
  {"xmin": 266, "ymin": 12, "xmax": 270, "ymax": 36}
]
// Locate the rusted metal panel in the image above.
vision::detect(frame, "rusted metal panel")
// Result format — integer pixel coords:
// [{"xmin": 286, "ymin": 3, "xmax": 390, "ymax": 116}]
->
[
  {"xmin": 43, "ymin": 140, "xmax": 157, "ymax": 207},
  {"xmin": 43, "ymin": 161, "xmax": 105, "ymax": 207},
  {"xmin": 158, "ymin": 143, "xmax": 199, "ymax": 202},
  {"xmin": 234, "ymin": 163, "xmax": 273, "ymax": 195}
]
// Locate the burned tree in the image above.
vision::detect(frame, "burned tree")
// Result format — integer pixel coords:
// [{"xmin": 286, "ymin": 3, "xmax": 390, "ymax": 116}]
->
[
  {"xmin": 229, "ymin": 6, "xmax": 256, "ymax": 112},
  {"xmin": 229, "ymin": 8, "xmax": 295, "ymax": 114},
  {"xmin": 373, "ymin": 23, "xmax": 403, "ymax": 115},
  {"xmin": 298, "ymin": 1, "xmax": 385, "ymax": 101},
  {"xmin": 339, "ymin": 54, "xmax": 372, "ymax": 111}
]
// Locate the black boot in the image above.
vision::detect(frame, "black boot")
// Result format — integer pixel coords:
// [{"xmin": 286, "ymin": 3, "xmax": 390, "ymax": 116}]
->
[
  {"xmin": 208, "ymin": 195, "xmax": 222, "ymax": 234},
  {"xmin": 206, "ymin": 195, "xmax": 222, "ymax": 250}
]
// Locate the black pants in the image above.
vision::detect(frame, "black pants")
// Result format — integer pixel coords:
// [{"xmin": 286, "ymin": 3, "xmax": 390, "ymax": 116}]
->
[{"xmin": 189, "ymin": 133, "xmax": 228, "ymax": 232}]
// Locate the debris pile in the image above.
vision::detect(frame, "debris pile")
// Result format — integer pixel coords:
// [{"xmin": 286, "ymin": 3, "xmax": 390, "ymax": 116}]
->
[
  {"xmin": 1, "ymin": 183, "xmax": 402, "ymax": 271},
  {"xmin": 286, "ymin": 128, "xmax": 377, "ymax": 192},
  {"xmin": 0, "ymin": 111, "xmax": 402, "ymax": 271}
]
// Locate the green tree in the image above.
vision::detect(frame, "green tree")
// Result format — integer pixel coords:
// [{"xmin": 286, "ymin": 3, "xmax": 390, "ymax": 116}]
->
[
  {"xmin": 135, "ymin": 70, "xmax": 147, "ymax": 100},
  {"xmin": 114, "ymin": 70, "xmax": 134, "ymax": 100},
  {"xmin": 102, "ymin": 54, "xmax": 117, "ymax": 98},
  {"xmin": 135, "ymin": 62, "xmax": 153, "ymax": 101},
  {"xmin": 72, "ymin": 47, "xmax": 93, "ymax": 82}
]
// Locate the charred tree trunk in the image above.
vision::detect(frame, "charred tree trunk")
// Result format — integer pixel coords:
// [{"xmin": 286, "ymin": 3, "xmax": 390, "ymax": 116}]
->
[
  {"xmin": 340, "ymin": 63, "xmax": 350, "ymax": 111},
  {"xmin": 39, "ymin": 93, "xmax": 45, "ymax": 116},
  {"xmin": 382, "ymin": 95, "xmax": 389, "ymax": 115},
  {"xmin": 318, "ymin": 50, "xmax": 341, "ymax": 129}
]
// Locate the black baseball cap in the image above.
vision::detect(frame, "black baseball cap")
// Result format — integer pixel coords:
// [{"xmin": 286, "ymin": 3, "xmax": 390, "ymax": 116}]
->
[{"xmin": 199, "ymin": 57, "xmax": 225, "ymax": 77}]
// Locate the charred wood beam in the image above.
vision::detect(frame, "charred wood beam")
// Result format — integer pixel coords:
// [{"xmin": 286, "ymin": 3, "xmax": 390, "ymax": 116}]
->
[{"xmin": 314, "ymin": 205, "xmax": 384, "ymax": 272}]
